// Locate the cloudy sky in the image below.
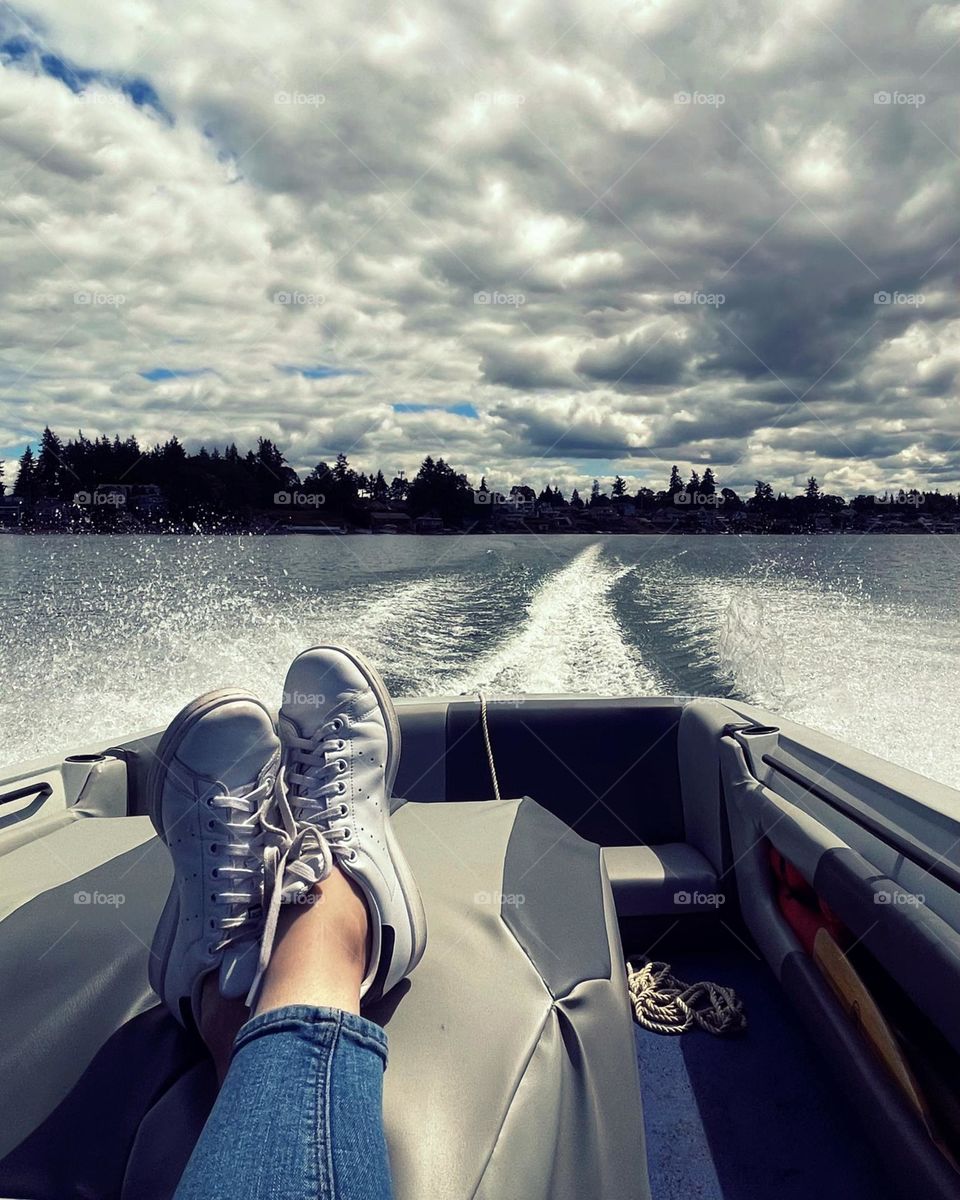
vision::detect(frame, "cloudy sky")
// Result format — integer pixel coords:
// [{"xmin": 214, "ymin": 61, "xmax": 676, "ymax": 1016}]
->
[{"xmin": 1, "ymin": 0, "xmax": 958, "ymax": 497}]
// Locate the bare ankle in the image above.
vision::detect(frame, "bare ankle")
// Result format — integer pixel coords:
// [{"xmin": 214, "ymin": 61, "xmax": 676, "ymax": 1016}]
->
[{"xmin": 254, "ymin": 868, "xmax": 370, "ymax": 1018}]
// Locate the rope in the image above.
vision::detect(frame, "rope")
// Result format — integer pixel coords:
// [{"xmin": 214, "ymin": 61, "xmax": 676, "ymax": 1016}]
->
[
  {"xmin": 627, "ymin": 960, "xmax": 746, "ymax": 1036},
  {"xmin": 477, "ymin": 691, "xmax": 501, "ymax": 802}
]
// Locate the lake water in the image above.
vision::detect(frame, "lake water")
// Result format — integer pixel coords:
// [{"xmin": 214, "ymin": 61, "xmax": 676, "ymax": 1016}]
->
[{"xmin": 1, "ymin": 533, "xmax": 958, "ymax": 788}]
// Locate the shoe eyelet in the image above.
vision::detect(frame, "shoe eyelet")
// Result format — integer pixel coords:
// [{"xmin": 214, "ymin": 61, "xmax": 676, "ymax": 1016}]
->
[
  {"xmin": 337, "ymin": 760, "xmax": 346, "ymax": 773},
  {"xmin": 339, "ymin": 804, "xmax": 348, "ymax": 817},
  {"xmin": 348, "ymin": 850, "xmax": 359, "ymax": 863},
  {"xmin": 337, "ymin": 781, "xmax": 346, "ymax": 794},
  {"xmin": 207, "ymin": 819, "xmax": 217, "ymax": 830},
  {"xmin": 210, "ymin": 843, "xmax": 219, "ymax": 855}
]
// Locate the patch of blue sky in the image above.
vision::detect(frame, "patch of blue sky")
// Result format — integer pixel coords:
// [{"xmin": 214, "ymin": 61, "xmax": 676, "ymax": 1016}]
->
[
  {"xmin": 0, "ymin": 23, "xmax": 170, "ymax": 120},
  {"xmin": 277, "ymin": 364, "xmax": 364, "ymax": 379},
  {"xmin": 140, "ymin": 368, "xmax": 211, "ymax": 381},
  {"xmin": 393, "ymin": 402, "xmax": 479, "ymax": 418}
]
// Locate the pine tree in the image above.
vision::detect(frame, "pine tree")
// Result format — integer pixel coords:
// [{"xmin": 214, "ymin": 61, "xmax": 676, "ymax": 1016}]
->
[
  {"xmin": 330, "ymin": 453, "xmax": 358, "ymax": 508},
  {"xmin": 668, "ymin": 465, "xmax": 683, "ymax": 496},
  {"xmin": 160, "ymin": 437, "xmax": 187, "ymax": 463},
  {"xmin": 752, "ymin": 480, "xmax": 774, "ymax": 506},
  {"xmin": 407, "ymin": 456, "xmax": 472, "ymax": 522},
  {"xmin": 35, "ymin": 426, "xmax": 65, "ymax": 497},
  {"xmin": 701, "ymin": 468, "xmax": 716, "ymax": 495},
  {"xmin": 612, "ymin": 475, "xmax": 627, "ymax": 499},
  {"xmin": 14, "ymin": 446, "xmax": 36, "ymax": 498}
]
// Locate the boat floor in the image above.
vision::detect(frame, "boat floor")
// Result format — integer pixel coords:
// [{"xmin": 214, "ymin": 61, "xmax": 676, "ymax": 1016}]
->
[{"xmin": 632, "ymin": 935, "xmax": 889, "ymax": 1199}]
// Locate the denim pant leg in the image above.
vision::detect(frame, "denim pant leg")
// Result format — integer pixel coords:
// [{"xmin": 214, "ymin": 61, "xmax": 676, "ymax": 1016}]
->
[{"xmin": 174, "ymin": 1005, "xmax": 393, "ymax": 1200}]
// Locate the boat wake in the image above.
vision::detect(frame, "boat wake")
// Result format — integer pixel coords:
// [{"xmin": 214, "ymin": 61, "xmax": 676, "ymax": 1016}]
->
[
  {"xmin": 683, "ymin": 572, "xmax": 960, "ymax": 788},
  {"xmin": 0, "ymin": 539, "xmax": 659, "ymax": 767},
  {"xmin": 3, "ymin": 534, "xmax": 958, "ymax": 790},
  {"xmin": 437, "ymin": 543, "xmax": 662, "ymax": 696},
  {"xmin": 0, "ymin": 553, "xmax": 455, "ymax": 768}
]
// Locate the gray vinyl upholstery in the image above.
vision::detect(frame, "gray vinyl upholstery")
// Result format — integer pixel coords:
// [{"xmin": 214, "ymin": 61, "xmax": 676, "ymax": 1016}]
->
[
  {"xmin": 0, "ymin": 798, "xmax": 649, "ymax": 1200},
  {"xmin": 602, "ymin": 842, "xmax": 718, "ymax": 915},
  {"xmin": 371, "ymin": 798, "xmax": 649, "ymax": 1200},
  {"xmin": 597, "ymin": 698, "xmax": 736, "ymax": 918},
  {"xmin": 720, "ymin": 735, "xmax": 843, "ymax": 976},
  {"xmin": 722, "ymin": 738, "xmax": 960, "ymax": 1056},
  {"xmin": 719, "ymin": 734, "xmax": 960, "ymax": 1200},
  {"xmin": 0, "ymin": 814, "xmax": 171, "ymax": 1160},
  {"xmin": 677, "ymin": 698, "xmax": 741, "ymax": 874}
]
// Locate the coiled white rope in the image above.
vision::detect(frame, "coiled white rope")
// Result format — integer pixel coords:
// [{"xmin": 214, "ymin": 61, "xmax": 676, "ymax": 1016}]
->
[
  {"xmin": 477, "ymin": 691, "xmax": 501, "ymax": 802},
  {"xmin": 627, "ymin": 960, "xmax": 746, "ymax": 1036}
]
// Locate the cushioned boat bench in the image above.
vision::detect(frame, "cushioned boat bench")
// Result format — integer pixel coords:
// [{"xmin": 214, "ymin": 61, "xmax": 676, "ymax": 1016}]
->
[
  {"xmin": 593, "ymin": 699, "xmax": 735, "ymax": 919},
  {"xmin": 602, "ymin": 842, "xmax": 720, "ymax": 916},
  {"xmin": 0, "ymin": 797, "xmax": 650, "ymax": 1200}
]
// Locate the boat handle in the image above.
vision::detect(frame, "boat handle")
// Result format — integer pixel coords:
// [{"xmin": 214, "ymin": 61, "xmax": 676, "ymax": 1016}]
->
[
  {"xmin": 0, "ymin": 781, "xmax": 54, "ymax": 809},
  {"xmin": 762, "ymin": 753, "xmax": 960, "ymax": 894}
]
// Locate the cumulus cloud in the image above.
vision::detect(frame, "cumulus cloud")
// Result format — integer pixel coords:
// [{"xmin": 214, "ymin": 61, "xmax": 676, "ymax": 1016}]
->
[{"xmin": 0, "ymin": 0, "xmax": 958, "ymax": 497}]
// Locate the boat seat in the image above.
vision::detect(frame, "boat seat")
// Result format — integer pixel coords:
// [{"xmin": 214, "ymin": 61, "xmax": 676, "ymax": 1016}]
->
[
  {"xmin": 0, "ymin": 798, "xmax": 650, "ymax": 1200},
  {"xmin": 0, "ymin": 812, "xmax": 170, "ymax": 1169},
  {"xmin": 602, "ymin": 842, "xmax": 720, "ymax": 916}
]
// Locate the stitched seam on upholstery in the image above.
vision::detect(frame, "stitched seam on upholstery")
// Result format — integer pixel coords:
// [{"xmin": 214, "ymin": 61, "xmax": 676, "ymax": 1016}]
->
[
  {"xmin": 501, "ymin": 917, "xmax": 558, "ymax": 1000},
  {"xmin": 496, "ymin": 800, "xmax": 560, "ymax": 1000},
  {"xmin": 468, "ymin": 1005, "xmax": 553, "ymax": 1200}
]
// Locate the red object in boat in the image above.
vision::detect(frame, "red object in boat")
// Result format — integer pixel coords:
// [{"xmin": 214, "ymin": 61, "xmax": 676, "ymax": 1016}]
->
[{"xmin": 767, "ymin": 843, "xmax": 846, "ymax": 954}]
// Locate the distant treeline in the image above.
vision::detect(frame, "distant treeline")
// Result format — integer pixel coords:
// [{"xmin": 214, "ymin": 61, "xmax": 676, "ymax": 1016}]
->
[{"xmin": 2, "ymin": 428, "xmax": 958, "ymax": 526}]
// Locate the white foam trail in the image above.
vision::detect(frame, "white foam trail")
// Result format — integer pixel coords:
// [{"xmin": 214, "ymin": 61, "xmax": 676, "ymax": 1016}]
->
[
  {"xmin": 0, "ymin": 564, "xmax": 451, "ymax": 768},
  {"xmin": 693, "ymin": 576, "xmax": 960, "ymax": 788},
  {"xmin": 439, "ymin": 543, "xmax": 662, "ymax": 696}
]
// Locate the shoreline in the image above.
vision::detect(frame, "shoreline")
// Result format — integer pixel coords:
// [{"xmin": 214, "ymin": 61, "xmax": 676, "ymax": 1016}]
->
[{"xmin": 0, "ymin": 525, "xmax": 953, "ymax": 537}]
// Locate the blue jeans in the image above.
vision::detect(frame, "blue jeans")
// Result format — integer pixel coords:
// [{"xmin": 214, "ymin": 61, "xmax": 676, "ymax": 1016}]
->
[{"xmin": 174, "ymin": 1005, "xmax": 393, "ymax": 1200}]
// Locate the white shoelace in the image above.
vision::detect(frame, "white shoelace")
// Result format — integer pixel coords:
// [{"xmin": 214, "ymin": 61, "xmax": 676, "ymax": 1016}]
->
[
  {"xmin": 276, "ymin": 715, "xmax": 357, "ymax": 891},
  {"xmin": 205, "ymin": 767, "xmax": 315, "ymax": 1007},
  {"xmin": 206, "ymin": 717, "xmax": 359, "ymax": 1007}
]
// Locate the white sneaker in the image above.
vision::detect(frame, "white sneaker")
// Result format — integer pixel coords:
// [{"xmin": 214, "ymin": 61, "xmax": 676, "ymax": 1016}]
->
[
  {"xmin": 277, "ymin": 646, "xmax": 427, "ymax": 1002},
  {"xmin": 148, "ymin": 690, "xmax": 290, "ymax": 1025}
]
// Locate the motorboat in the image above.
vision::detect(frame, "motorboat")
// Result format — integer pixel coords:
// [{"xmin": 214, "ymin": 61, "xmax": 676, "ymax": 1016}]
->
[{"xmin": 1, "ymin": 694, "xmax": 958, "ymax": 1199}]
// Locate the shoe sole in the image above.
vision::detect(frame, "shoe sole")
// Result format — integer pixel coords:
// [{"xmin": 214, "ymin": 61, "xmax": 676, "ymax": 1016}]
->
[
  {"xmin": 285, "ymin": 645, "xmax": 427, "ymax": 1001},
  {"xmin": 147, "ymin": 688, "xmax": 270, "ymax": 1013}
]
